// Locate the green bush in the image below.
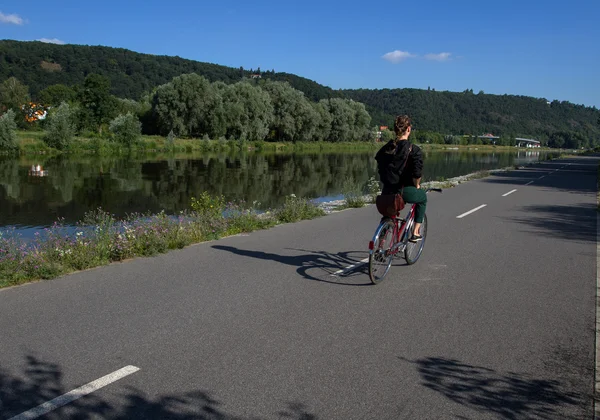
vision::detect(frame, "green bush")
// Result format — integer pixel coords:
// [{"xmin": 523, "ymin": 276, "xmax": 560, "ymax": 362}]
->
[
  {"xmin": 43, "ymin": 102, "xmax": 76, "ymax": 150},
  {"xmin": 342, "ymin": 179, "xmax": 366, "ymax": 208},
  {"xmin": 191, "ymin": 192, "xmax": 225, "ymax": 218},
  {"xmin": 275, "ymin": 194, "xmax": 325, "ymax": 223},
  {"xmin": 0, "ymin": 110, "xmax": 18, "ymax": 151},
  {"xmin": 109, "ymin": 112, "xmax": 142, "ymax": 147}
]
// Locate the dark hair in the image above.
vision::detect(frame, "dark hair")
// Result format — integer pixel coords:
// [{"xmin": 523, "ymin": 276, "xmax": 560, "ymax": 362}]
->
[{"xmin": 394, "ymin": 115, "xmax": 411, "ymax": 142}]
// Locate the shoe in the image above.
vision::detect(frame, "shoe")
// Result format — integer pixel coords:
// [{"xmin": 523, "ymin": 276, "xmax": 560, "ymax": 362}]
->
[{"xmin": 409, "ymin": 234, "xmax": 423, "ymax": 243}]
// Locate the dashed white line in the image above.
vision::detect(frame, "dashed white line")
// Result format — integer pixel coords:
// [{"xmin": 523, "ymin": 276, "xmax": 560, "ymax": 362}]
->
[
  {"xmin": 525, "ymin": 181, "xmax": 534, "ymax": 186},
  {"xmin": 502, "ymin": 189, "xmax": 517, "ymax": 197},
  {"xmin": 9, "ymin": 365, "xmax": 140, "ymax": 420},
  {"xmin": 331, "ymin": 258, "xmax": 369, "ymax": 276},
  {"xmin": 457, "ymin": 204, "xmax": 487, "ymax": 219},
  {"xmin": 538, "ymin": 175, "xmax": 546, "ymax": 179}
]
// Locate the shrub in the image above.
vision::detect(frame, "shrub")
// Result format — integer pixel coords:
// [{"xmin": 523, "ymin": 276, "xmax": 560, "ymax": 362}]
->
[
  {"xmin": 0, "ymin": 110, "xmax": 18, "ymax": 151},
  {"xmin": 191, "ymin": 192, "xmax": 225, "ymax": 219},
  {"xmin": 342, "ymin": 179, "xmax": 366, "ymax": 208},
  {"xmin": 44, "ymin": 102, "xmax": 76, "ymax": 150},
  {"xmin": 275, "ymin": 194, "xmax": 325, "ymax": 223},
  {"xmin": 109, "ymin": 112, "xmax": 142, "ymax": 147}
]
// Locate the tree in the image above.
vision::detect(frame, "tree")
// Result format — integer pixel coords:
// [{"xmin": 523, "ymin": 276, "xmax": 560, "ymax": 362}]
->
[
  {"xmin": 109, "ymin": 113, "xmax": 142, "ymax": 147},
  {"xmin": 78, "ymin": 74, "xmax": 116, "ymax": 132},
  {"xmin": 0, "ymin": 110, "xmax": 18, "ymax": 151},
  {"xmin": 152, "ymin": 73, "xmax": 225, "ymax": 138},
  {"xmin": 312, "ymin": 101, "xmax": 333, "ymax": 141},
  {"xmin": 221, "ymin": 82, "xmax": 273, "ymax": 141},
  {"xmin": 44, "ymin": 102, "xmax": 76, "ymax": 150},
  {"xmin": 263, "ymin": 81, "xmax": 318, "ymax": 142},
  {"xmin": 347, "ymin": 100, "xmax": 372, "ymax": 141},
  {"xmin": 325, "ymin": 98, "xmax": 355, "ymax": 142},
  {"xmin": 38, "ymin": 84, "xmax": 76, "ymax": 106},
  {"xmin": 0, "ymin": 77, "xmax": 30, "ymax": 112}
]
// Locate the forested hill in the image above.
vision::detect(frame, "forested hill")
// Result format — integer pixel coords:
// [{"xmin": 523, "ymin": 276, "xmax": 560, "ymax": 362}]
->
[
  {"xmin": 2, "ymin": 40, "xmax": 599, "ymax": 144},
  {"xmin": 0, "ymin": 40, "xmax": 335, "ymax": 101},
  {"xmin": 341, "ymin": 88, "xmax": 600, "ymax": 141}
]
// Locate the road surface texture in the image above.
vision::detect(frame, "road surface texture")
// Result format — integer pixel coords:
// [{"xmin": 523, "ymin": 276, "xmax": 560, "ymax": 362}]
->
[{"xmin": 1, "ymin": 156, "xmax": 598, "ymax": 419}]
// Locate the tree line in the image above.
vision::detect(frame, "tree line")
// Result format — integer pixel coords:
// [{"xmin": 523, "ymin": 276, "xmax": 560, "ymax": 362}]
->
[
  {"xmin": 1, "ymin": 40, "xmax": 599, "ymax": 148},
  {"xmin": 0, "ymin": 73, "xmax": 373, "ymax": 150}
]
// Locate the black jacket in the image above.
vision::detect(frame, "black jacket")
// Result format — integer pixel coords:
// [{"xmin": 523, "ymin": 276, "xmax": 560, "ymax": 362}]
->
[{"xmin": 375, "ymin": 140, "xmax": 423, "ymax": 194}]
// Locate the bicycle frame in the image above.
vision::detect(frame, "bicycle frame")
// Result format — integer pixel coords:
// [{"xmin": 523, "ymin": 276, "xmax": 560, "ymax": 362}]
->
[
  {"xmin": 368, "ymin": 203, "xmax": 416, "ymax": 257},
  {"xmin": 369, "ymin": 188, "xmax": 441, "ymax": 257}
]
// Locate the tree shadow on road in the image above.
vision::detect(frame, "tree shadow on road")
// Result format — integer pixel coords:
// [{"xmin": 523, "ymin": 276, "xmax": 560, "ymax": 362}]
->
[
  {"xmin": 211, "ymin": 245, "xmax": 371, "ymax": 286},
  {"xmin": 503, "ymin": 203, "xmax": 597, "ymax": 243},
  {"xmin": 482, "ymin": 158, "xmax": 599, "ymax": 195},
  {"xmin": 402, "ymin": 356, "xmax": 584, "ymax": 420},
  {"xmin": 0, "ymin": 355, "xmax": 318, "ymax": 420}
]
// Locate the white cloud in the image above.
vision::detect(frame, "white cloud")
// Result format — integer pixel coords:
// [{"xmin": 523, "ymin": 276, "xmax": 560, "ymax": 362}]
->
[
  {"xmin": 424, "ymin": 52, "xmax": 452, "ymax": 61},
  {"xmin": 0, "ymin": 12, "xmax": 24, "ymax": 25},
  {"xmin": 38, "ymin": 38, "xmax": 66, "ymax": 45},
  {"xmin": 382, "ymin": 50, "xmax": 416, "ymax": 63}
]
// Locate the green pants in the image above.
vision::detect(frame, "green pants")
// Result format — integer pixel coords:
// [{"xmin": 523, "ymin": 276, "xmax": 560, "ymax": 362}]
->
[{"xmin": 402, "ymin": 186, "xmax": 427, "ymax": 223}]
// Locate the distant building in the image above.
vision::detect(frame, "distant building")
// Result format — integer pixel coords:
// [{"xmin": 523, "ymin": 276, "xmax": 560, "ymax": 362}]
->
[{"xmin": 250, "ymin": 74, "xmax": 262, "ymax": 79}]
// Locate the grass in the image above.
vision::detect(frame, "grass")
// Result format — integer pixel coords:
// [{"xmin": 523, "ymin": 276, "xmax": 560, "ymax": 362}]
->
[
  {"xmin": 12, "ymin": 131, "xmax": 380, "ymax": 156},
  {"xmin": 0, "ymin": 193, "xmax": 325, "ymax": 288}
]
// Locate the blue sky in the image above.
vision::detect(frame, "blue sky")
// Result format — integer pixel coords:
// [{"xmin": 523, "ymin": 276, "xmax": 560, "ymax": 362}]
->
[{"xmin": 1, "ymin": 0, "xmax": 598, "ymax": 107}]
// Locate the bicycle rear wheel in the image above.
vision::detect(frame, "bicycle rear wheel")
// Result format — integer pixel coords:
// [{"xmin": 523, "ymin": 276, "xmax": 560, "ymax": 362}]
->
[
  {"xmin": 405, "ymin": 214, "xmax": 427, "ymax": 265},
  {"xmin": 368, "ymin": 219, "xmax": 395, "ymax": 284}
]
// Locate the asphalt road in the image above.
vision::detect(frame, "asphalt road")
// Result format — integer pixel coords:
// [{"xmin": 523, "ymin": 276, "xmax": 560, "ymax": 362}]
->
[{"xmin": 0, "ymin": 156, "xmax": 598, "ymax": 420}]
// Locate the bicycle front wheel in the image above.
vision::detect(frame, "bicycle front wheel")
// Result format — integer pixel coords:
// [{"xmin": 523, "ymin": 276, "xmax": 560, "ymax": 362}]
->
[
  {"xmin": 368, "ymin": 219, "xmax": 395, "ymax": 284},
  {"xmin": 405, "ymin": 214, "xmax": 427, "ymax": 265}
]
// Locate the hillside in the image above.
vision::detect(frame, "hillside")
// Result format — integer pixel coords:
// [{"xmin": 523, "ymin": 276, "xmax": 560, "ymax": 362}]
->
[
  {"xmin": 0, "ymin": 40, "xmax": 335, "ymax": 101},
  {"xmin": 1, "ymin": 40, "xmax": 599, "ymax": 145}
]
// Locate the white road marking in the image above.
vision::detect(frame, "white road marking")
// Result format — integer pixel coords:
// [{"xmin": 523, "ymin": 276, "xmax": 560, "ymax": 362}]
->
[
  {"xmin": 502, "ymin": 189, "xmax": 517, "ymax": 197},
  {"xmin": 331, "ymin": 258, "xmax": 369, "ymax": 276},
  {"xmin": 456, "ymin": 204, "xmax": 487, "ymax": 219},
  {"xmin": 538, "ymin": 175, "xmax": 546, "ymax": 179},
  {"xmin": 525, "ymin": 181, "xmax": 534, "ymax": 186},
  {"xmin": 9, "ymin": 366, "xmax": 140, "ymax": 420}
]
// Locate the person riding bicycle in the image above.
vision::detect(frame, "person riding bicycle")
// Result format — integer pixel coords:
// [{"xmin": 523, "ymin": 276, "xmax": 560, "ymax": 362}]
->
[{"xmin": 375, "ymin": 115, "xmax": 426, "ymax": 242}]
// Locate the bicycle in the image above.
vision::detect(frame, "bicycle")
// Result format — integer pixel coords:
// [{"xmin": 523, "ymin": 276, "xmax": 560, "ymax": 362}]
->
[{"xmin": 368, "ymin": 188, "xmax": 442, "ymax": 284}]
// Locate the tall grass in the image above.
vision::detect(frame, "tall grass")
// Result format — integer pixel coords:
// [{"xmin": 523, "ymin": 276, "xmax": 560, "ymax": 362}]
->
[{"xmin": 0, "ymin": 193, "xmax": 325, "ymax": 288}]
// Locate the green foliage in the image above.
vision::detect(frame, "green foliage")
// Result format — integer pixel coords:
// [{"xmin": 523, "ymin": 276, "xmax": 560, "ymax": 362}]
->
[
  {"xmin": 152, "ymin": 73, "xmax": 225, "ymax": 138},
  {"xmin": 275, "ymin": 194, "xmax": 325, "ymax": 223},
  {"xmin": 0, "ymin": 110, "xmax": 18, "ymax": 151},
  {"xmin": 38, "ymin": 84, "xmax": 76, "ymax": 106},
  {"xmin": 342, "ymin": 179, "xmax": 366, "ymax": 208},
  {"xmin": 78, "ymin": 74, "xmax": 116, "ymax": 131},
  {"xmin": 222, "ymin": 81, "xmax": 273, "ymax": 141},
  {"xmin": 109, "ymin": 112, "xmax": 142, "ymax": 147},
  {"xmin": 190, "ymin": 192, "xmax": 225, "ymax": 218},
  {"xmin": 43, "ymin": 102, "xmax": 76, "ymax": 150},
  {"xmin": 1, "ymin": 40, "xmax": 598, "ymax": 147},
  {"xmin": 0, "ymin": 77, "xmax": 30, "ymax": 112}
]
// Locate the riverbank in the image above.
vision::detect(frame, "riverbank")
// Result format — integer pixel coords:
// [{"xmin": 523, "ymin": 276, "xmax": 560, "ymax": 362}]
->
[
  {"xmin": 12, "ymin": 130, "xmax": 568, "ymax": 156},
  {"xmin": 0, "ymin": 160, "xmax": 533, "ymax": 289}
]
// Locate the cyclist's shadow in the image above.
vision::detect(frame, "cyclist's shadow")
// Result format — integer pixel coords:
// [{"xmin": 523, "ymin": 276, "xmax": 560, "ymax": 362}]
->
[{"xmin": 211, "ymin": 245, "xmax": 371, "ymax": 286}]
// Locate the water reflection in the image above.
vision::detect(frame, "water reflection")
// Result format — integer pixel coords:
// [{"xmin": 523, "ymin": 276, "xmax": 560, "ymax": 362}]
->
[{"xmin": 0, "ymin": 150, "xmax": 549, "ymax": 233}]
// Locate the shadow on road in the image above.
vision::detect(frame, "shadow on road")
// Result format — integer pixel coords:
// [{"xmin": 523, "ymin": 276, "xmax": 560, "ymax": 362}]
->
[
  {"xmin": 211, "ymin": 245, "xmax": 371, "ymax": 286},
  {"xmin": 505, "ymin": 203, "xmax": 597, "ymax": 243},
  {"xmin": 482, "ymin": 158, "xmax": 599, "ymax": 194},
  {"xmin": 402, "ymin": 356, "xmax": 584, "ymax": 419},
  {"xmin": 0, "ymin": 355, "xmax": 318, "ymax": 420}
]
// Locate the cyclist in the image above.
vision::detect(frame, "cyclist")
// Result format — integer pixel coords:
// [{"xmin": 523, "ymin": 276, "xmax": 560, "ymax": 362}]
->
[{"xmin": 375, "ymin": 115, "xmax": 426, "ymax": 242}]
